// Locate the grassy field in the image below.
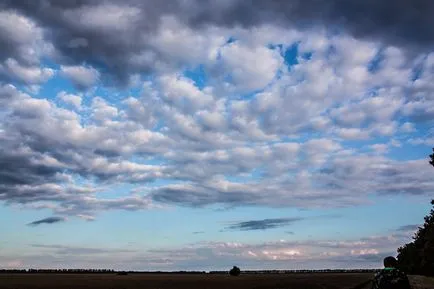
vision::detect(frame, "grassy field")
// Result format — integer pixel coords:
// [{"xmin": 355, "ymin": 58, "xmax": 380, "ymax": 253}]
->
[
  {"xmin": 0, "ymin": 273, "xmax": 374, "ymax": 289},
  {"xmin": 409, "ymin": 275, "xmax": 434, "ymax": 289}
]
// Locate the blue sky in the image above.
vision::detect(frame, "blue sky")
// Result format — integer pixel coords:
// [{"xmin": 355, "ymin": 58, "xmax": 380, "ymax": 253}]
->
[{"xmin": 0, "ymin": 0, "xmax": 434, "ymax": 271}]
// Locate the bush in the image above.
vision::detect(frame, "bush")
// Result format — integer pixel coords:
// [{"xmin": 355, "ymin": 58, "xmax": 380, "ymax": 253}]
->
[{"xmin": 229, "ymin": 266, "xmax": 241, "ymax": 276}]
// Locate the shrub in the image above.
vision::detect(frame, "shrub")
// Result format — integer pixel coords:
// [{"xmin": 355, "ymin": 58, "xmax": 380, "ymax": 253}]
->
[{"xmin": 229, "ymin": 266, "xmax": 241, "ymax": 276}]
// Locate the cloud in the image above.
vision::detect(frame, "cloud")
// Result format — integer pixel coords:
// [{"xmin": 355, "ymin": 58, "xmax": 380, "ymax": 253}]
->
[
  {"xmin": 225, "ymin": 217, "xmax": 304, "ymax": 231},
  {"xmin": 408, "ymin": 137, "xmax": 434, "ymax": 146},
  {"xmin": 57, "ymin": 91, "xmax": 82, "ymax": 109},
  {"xmin": 217, "ymin": 41, "xmax": 283, "ymax": 92},
  {"xmin": 27, "ymin": 216, "xmax": 65, "ymax": 226},
  {"xmin": 60, "ymin": 65, "xmax": 100, "ymax": 90},
  {"xmin": 186, "ymin": 1, "xmax": 434, "ymax": 51},
  {"xmin": 0, "ymin": 9, "xmax": 46, "ymax": 65},
  {"xmin": 396, "ymin": 224, "xmax": 420, "ymax": 232},
  {"xmin": 0, "ymin": 58, "xmax": 54, "ymax": 85},
  {"xmin": 30, "ymin": 244, "xmax": 136, "ymax": 255},
  {"xmin": 2, "ymin": 0, "xmax": 433, "ymax": 85},
  {"xmin": 141, "ymin": 230, "xmax": 412, "ymax": 270},
  {"xmin": 2, "ymin": 228, "xmax": 416, "ymax": 270},
  {"xmin": 0, "ymin": 8, "xmax": 433, "ymax": 220}
]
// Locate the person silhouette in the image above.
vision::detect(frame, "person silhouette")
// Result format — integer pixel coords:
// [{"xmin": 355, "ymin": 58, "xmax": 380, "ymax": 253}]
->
[{"xmin": 371, "ymin": 256, "xmax": 411, "ymax": 289}]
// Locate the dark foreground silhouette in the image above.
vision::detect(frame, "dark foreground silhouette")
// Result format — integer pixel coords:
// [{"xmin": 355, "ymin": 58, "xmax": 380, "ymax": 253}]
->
[
  {"xmin": 0, "ymin": 272, "xmax": 374, "ymax": 289},
  {"xmin": 2, "ymin": 272, "xmax": 433, "ymax": 289},
  {"xmin": 372, "ymin": 256, "xmax": 411, "ymax": 289}
]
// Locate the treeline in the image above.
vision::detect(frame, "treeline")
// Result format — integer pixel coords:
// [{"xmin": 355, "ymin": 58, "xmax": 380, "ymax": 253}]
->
[
  {"xmin": 0, "ymin": 269, "xmax": 208, "ymax": 274},
  {"xmin": 0, "ymin": 269, "xmax": 377, "ymax": 274},
  {"xmin": 396, "ymin": 149, "xmax": 434, "ymax": 276},
  {"xmin": 397, "ymin": 199, "xmax": 434, "ymax": 276},
  {"xmin": 209, "ymin": 269, "xmax": 378, "ymax": 274},
  {"xmin": 0, "ymin": 269, "xmax": 115, "ymax": 274},
  {"xmin": 117, "ymin": 271, "xmax": 207, "ymax": 274}
]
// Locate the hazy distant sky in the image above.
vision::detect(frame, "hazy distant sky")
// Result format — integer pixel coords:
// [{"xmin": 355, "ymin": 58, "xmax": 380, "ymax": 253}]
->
[{"xmin": 0, "ymin": 0, "xmax": 433, "ymax": 271}]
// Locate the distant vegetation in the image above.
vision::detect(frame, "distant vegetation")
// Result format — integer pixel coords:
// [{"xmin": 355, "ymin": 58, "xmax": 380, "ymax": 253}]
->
[
  {"xmin": 229, "ymin": 266, "xmax": 241, "ymax": 276},
  {"xmin": 0, "ymin": 269, "xmax": 115, "ymax": 274},
  {"xmin": 0, "ymin": 269, "xmax": 378, "ymax": 275},
  {"xmin": 396, "ymin": 148, "xmax": 434, "ymax": 276}
]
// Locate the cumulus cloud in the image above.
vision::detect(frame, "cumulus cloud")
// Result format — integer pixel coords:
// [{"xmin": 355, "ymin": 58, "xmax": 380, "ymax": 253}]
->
[
  {"xmin": 57, "ymin": 91, "xmax": 82, "ymax": 109},
  {"xmin": 60, "ymin": 65, "xmax": 100, "ymax": 90},
  {"xmin": 0, "ymin": 1, "xmax": 433, "ymax": 220},
  {"xmin": 0, "ymin": 58, "xmax": 54, "ymax": 85},
  {"xmin": 0, "ymin": 9, "xmax": 47, "ymax": 65},
  {"xmin": 217, "ymin": 41, "xmax": 283, "ymax": 92},
  {"xmin": 1, "ymin": 0, "xmax": 433, "ymax": 85}
]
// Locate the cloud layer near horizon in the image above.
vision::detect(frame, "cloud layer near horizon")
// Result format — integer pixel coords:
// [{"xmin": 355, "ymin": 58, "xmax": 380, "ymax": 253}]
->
[{"xmin": 1, "ymin": 225, "xmax": 419, "ymax": 270}]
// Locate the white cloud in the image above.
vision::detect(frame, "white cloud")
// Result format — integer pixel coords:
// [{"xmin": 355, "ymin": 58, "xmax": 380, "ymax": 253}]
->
[
  {"xmin": 335, "ymin": 128, "xmax": 370, "ymax": 140},
  {"xmin": 0, "ymin": 23, "xmax": 433, "ymax": 220},
  {"xmin": 91, "ymin": 97, "xmax": 118, "ymax": 121},
  {"xmin": 158, "ymin": 74, "xmax": 214, "ymax": 112},
  {"xmin": 0, "ymin": 58, "xmax": 54, "ymax": 84},
  {"xmin": 400, "ymin": 122, "xmax": 416, "ymax": 133},
  {"xmin": 408, "ymin": 137, "xmax": 434, "ymax": 146},
  {"xmin": 60, "ymin": 65, "xmax": 100, "ymax": 90},
  {"xmin": 151, "ymin": 16, "xmax": 227, "ymax": 66},
  {"xmin": 218, "ymin": 42, "xmax": 283, "ymax": 91},
  {"xmin": 370, "ymin": 144, "xmax": 389, "ymax": 154},
  {"xmin": 57, "ymin": 91, "xmax": 82, "ymax": 109},
  {"xmin": 0, "ymin": 10, "xmax": 47, "ymax": 65}
]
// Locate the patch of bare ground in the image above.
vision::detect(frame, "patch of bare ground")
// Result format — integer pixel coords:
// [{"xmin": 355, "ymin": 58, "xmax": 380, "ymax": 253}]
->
[
  {"xmin": 409, "ymin": 275, "xmax": 434, "ymax": 289},
  {"xmin": 0, "ymin": 273, "xmax": 373, "ymax": 289}
]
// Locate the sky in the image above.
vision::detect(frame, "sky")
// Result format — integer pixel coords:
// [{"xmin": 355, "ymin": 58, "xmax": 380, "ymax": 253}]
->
[{"xmin": 0, "ymin": 0, "xmax": 433, "ymax": 271}]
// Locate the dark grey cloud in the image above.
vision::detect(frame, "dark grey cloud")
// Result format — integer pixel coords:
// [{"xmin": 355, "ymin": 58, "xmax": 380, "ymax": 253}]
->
[
  {"xmin": 396, "ymin": 224, "xmax": 420, "ymax": 232},
  {"xmin": 226, "ymin": 217, "xmax": 304, "ymax": 231},
  {"xmin": 1, "ymin": 0, "xmax": 433, "ymax": 84},
  {"xmin": 27, "ymin": 216, "xmax": 65, "ymax": 226},
  {"xmin": 188, "ymin": 0, "xmax": 434, "ymax": 50}
]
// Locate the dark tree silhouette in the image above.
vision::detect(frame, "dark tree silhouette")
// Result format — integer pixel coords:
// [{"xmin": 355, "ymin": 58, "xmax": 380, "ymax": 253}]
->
[
  {"xmin": 430, "ymin": 148, "xmax": 434, "ymax": 167},
  {"xmin": 396, "ymin": 148, "xmax": 434, "ymax": 276},
  {"xmin": 229, "ymin": 266, "xmax": 241, "ymax": 276}
]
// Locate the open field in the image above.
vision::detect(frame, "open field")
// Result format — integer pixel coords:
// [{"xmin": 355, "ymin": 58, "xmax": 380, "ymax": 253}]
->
[
  {"xmin": 409, "ymin": 275, "xmax": 434, "ymax": 289},
  {"xmin": 0, "ymin": 273, "xmax": 374, "ymax": 289}
]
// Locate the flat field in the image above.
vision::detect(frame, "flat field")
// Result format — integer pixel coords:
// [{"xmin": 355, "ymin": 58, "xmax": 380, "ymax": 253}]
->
[{"xmin": 0, "ymin": 273, "xmax": 374, "ymax": 289}]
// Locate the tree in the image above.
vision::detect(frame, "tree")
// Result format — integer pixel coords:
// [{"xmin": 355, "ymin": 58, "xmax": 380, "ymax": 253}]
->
[
  {"xmin": 229, "ymin": 266, "xmax": 241, "ymax": 276},
  {"xmin": 396, "ymin": 148, "xmax": 434, "ymax": 276},
  {"xmin": 430, "ymin": 148, "xmax": 434, "ymax": 167}
]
